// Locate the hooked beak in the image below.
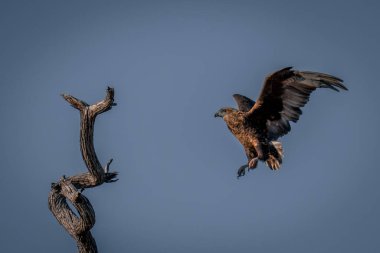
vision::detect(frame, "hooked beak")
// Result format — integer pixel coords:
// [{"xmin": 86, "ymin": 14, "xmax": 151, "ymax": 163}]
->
[{"xmin": 214, "ymin": 111, "xmax": 222, "ymax": 118}]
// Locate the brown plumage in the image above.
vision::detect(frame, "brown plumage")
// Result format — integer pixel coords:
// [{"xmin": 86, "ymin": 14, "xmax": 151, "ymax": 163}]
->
[{"xmin": 214, "ymin": 67, "xmax": 347, "ymax": 178}]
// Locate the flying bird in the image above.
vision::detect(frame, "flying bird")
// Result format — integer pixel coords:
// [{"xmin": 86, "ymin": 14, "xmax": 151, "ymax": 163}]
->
[{"xmin": 214, "ymin": 67, "xmax": 347, "ymax": 178}]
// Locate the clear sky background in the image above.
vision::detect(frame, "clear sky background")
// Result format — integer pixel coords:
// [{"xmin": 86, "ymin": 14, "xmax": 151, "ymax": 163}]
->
[{"xmin": 0, "ymin": 0, "xmax": 379, "ymax": 252}]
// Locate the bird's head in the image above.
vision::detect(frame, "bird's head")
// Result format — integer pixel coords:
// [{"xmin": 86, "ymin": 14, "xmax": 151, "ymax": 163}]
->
[{"xmin": 214, "ymin": 107, "xmax": 237, "ymax": 118}]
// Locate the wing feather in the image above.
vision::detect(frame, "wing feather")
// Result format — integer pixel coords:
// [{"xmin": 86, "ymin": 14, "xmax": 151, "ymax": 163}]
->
[{"xmin": 248, "ymin": 67, "xmax": 347, "ymax": 140}]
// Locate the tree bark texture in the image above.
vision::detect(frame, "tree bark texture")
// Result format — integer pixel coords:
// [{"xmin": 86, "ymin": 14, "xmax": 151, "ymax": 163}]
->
[{"xmin": 48, "ymin": 87, "xmax": 118, "ymax": 253}]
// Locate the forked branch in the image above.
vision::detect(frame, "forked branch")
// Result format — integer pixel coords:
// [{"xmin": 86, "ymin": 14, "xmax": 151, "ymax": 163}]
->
[{"xmin": 48, "ymin": 87, "xmax": 118, "ymax": 253}]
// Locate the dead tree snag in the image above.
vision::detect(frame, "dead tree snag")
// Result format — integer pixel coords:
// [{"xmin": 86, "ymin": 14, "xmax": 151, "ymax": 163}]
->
[{"xmin": 48, "ymin": 87, "xmax": 118, "ymax": 253}]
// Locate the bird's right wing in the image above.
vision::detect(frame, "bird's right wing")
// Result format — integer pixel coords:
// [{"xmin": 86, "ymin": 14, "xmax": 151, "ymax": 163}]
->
[{"xmin": 247, "ymin": 67, "xmax": 347, "ymax": 140}]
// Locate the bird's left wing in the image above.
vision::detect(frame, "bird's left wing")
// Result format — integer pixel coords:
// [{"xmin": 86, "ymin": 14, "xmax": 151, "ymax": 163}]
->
[
  {"xmin": 233, "ymin": 94, "xmax": 255, "ymax": 112},
  {"xmin": 247, "ymin": 67, "xmax": 347, "ymax": 140}
]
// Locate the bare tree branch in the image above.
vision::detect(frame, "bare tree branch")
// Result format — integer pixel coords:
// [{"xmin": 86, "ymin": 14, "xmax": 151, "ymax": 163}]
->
[{"xmin": 49, "ymin": 87, "xmax": 118, "ymax": 253}]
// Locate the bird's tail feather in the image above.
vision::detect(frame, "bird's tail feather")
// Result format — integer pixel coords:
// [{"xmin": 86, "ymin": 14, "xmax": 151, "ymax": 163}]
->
[{"xmin": 266, "ymin": 141, "xmax": 284, "ymax": 170}]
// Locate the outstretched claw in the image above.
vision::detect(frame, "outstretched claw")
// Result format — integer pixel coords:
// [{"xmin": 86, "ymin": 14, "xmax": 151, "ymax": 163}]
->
[
  {"xmin": 248, "ymin": 157, "xmax": 258, "ymax": 170},
  {"xmin": 104, "ymin": 158, "xmax": 113, "ymax": 173},
  {"xmin": 237, "ymin": 164, "xmax": 248, "ymax": 179},
  {"xmin": 104, "ymin": 171, "xmax": 118, "ymax": 183}
]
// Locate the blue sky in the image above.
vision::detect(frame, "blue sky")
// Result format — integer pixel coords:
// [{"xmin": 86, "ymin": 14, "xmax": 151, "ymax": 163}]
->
[{"xmin": 0, "ymin": 0, "xmax": 379, "ymax": 252}]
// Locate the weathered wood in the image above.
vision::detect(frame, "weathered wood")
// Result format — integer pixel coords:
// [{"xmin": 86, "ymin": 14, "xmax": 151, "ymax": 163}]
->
[{"xmin": 49, "ymin": 87, "xmax": 118, "ymax": 253}]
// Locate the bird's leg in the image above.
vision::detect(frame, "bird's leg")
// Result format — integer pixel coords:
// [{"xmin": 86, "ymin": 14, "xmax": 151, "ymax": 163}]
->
[
  {"xmin": 237, "ymin": 164, "xmax": 248, "ymax": 178},
  {"xmin": 253, "ymin": 140, "xmax": 264, "ymax": 160},
  {"xmin": 248, "ymin": 157, "xmax": 258, "ymax": 170},
  {"xmin": 244, "ymin": 138, "xmax": 262, "ymax": 171},
  {"xmin": 249, "ymin": 139, "xmax": 267, "ymax": 170}
]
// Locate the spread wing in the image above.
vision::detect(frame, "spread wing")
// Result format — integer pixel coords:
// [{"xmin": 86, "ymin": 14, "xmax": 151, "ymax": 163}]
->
[
  {"xmin": 233, "ymin": 94, "xmax": 255, "ymax": 112},
  {"xmin": 247, "ymin": 67, "xmax": 347, "ymax": 140}
]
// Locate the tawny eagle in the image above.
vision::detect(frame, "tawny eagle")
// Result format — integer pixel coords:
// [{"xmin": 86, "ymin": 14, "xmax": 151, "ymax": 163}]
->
[{"xmin": 214, "ymin": 67, "xmax": 347, "ymax": 178}]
